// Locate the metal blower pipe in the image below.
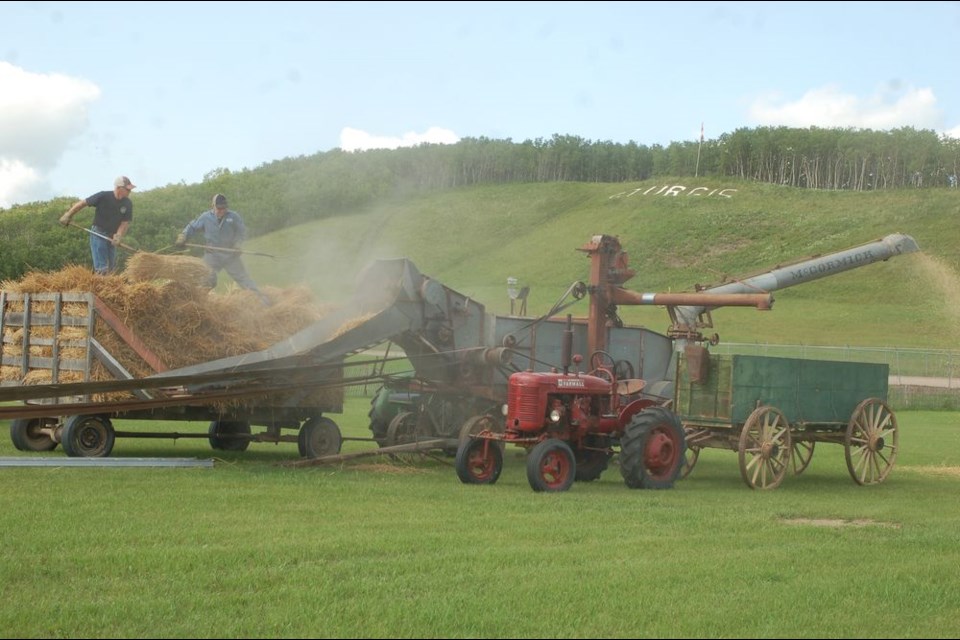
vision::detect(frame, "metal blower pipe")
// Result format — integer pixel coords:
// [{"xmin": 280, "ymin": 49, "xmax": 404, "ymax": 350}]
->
[{"xmin": 673, "ymin": 232, "xmax": 920, "ymax": 327}]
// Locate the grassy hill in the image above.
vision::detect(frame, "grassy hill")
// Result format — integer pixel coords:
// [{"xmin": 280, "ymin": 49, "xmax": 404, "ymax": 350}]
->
[{"xmin": 240, "ymin": 178, "xmax": 960, "ymax": 349}]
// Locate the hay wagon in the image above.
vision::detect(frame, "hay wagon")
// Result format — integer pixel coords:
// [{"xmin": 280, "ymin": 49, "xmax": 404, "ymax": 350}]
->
[
  {"xmin": 1, "ymin": 290, "xmax": 347, "ymax": 459},
  {"xmin": 675, "ymin": 347, "xmax": 898, "ymax": 490}
]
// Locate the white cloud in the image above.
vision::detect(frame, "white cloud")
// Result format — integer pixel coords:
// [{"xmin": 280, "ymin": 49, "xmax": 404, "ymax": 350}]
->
[
  {"xmin": 339, "ymin": 126, "xmax": 459, "ymax": 152},
  {"xmin": 0, "ymin": 62, "xmax": 100, "ymax": 208},
  {"xmin": 0, "ymin": 158, "xmax": 43, "ymax": 208},
  {"xmin": 748, "ymin": 84, "xmax": 943, "ymax": 131}
]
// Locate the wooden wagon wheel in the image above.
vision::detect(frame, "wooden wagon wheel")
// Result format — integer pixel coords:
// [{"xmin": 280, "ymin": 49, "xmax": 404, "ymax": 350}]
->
[
  {"xmin": 844, "ymin": 398, "xmax": 898, "ymax": 485},
  {"xmin": 680, "ymin": 445, "xmax": 700, "ymax": 479},
  {"xmin": 680, "ymin": 426, "xmax": 710, "ymax": 479},
  {"xmin": 790, "ymin": 440, "xmax": 815, "ymax": 475},
  {"xmin": 385, "ymin": 411, "xmax": 431, "ymax": 461},
  {"xmin": 737, "ymin": 406, "xmax": 792, "ymax": 490},
  {"xmin": 680, "ymin": 426, "xmax": 701, "ymax": 479}
]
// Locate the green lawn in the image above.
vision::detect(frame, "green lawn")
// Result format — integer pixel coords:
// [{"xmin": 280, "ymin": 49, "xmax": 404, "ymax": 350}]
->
[{"xmin": 1, "ymin": 398, "xmax": 958, "ymax": 638}]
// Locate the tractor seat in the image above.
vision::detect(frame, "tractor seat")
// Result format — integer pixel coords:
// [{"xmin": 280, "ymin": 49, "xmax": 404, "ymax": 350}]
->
[{"xmin": 616, "ymin": 378, "xmax": 646, "ymax": 396}]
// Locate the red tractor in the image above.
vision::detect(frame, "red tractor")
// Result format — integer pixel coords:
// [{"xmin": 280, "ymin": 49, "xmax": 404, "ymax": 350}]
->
[{"xmin": 455, "ymin": 340, "xmax": 688, "ymax": 491}]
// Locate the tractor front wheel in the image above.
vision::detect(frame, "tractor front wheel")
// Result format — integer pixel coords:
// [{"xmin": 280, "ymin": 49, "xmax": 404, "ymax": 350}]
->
[
  {"xmin": 455, "ymin": 437, "xmax": 503, "ymax": 485},
  {"xmin": 526, "ymin": 439, "xmax": 576, "ymax": 492}
]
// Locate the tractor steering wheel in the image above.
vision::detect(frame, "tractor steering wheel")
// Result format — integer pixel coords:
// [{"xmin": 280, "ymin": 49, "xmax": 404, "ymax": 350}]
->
[{"xmin": 588, "ymin": 350, "xmax": 617, "ymax": 381}]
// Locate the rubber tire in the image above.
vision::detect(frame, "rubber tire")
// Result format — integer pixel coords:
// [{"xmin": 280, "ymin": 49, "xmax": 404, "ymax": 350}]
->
[
  {"xmin": 61, "ymin": 415, "xmax": 115, "ymax": 458},
  {"xmin": 10, "ymin": 417, "xmax": 58, "ymax": 452},
  {"xmin": 619, "ymin": 407, "xmax": 686, "ymax": 489},
  {"xmin": 297, "ymin": 417, "xmax": 343, "ymax": 458},
  {"xmin": 455, "ymin": 437, "xmax": 503, "ymax": 485},
  {"xmin": 526, "ymin": 439, "xmax": 576, "ymax": 492},
  {"xmin": 208, "ymin": 420, "xmax": 251, "ymax": 452}
]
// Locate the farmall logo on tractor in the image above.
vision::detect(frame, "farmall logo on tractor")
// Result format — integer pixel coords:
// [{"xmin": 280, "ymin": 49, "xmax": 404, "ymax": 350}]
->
[{"xmin": 557, "ymin": 378, "xmax": 586, "ymax": 388}]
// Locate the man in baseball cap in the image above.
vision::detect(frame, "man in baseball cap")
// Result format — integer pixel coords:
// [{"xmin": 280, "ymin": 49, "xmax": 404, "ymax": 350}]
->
[
  {"xmin": 175, "ymin": 193, "xmax": 271, "ymax": 305},
  {"xmin": 59, "ymin": 175, "xmax": 136, "ymax": 274},
  {"xmin": 113, "ymin": 176, "xmax": 136, "ymax": 190}
]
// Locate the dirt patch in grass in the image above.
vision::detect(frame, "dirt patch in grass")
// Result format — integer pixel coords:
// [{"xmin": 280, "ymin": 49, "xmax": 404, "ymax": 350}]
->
[
  {"xmin": 779, "ymin": 517, "xmax": 901, "ymax": 529},
  {"xmin": 898, "ymin": 465, "xmax": 960, "ymax": 478}
]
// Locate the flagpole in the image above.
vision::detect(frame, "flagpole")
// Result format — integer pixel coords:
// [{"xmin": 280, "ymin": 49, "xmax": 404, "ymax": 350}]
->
[{"xmin": 695, "ymin": 122, "xmax": 704, "ymax": 177}]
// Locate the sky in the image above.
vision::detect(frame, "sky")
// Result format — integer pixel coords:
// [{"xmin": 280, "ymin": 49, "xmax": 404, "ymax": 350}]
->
[{"xmin": 2, "ymin": 0, "xmax": 960, "ymax": 208}]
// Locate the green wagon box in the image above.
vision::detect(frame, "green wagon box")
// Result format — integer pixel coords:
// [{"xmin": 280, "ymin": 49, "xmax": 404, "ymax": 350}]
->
[{"xmin": 675, "ymin": 349, "xmax": 897, "ymax": 490}]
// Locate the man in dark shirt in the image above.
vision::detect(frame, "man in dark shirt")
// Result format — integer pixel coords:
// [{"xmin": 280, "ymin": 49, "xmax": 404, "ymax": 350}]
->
[{"xmin": 59, "ymin": 175, "xmax": 135, "ymax": 274}]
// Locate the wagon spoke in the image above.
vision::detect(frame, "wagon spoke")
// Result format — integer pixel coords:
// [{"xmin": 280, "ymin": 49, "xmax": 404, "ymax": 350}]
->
[
  {"xmin": 870, "ymin": 454, "xmax": 884, "ymax": 483},
  {"xmin": 855, "ymin": 451, "xmax": 872, "ymax": 484},
  {"xmin": 759, "ymin": 460, "xmax": 772, "ymax": 486},
  {"xmin": 768, "ymin": 455, "xmax": 786, "ymax": 473},
  {"xmin": 878, "ymin": 426, "xmax": 896, "ymax": 441},
  {"xmin": 791, "ymin": 440, "xmax": 815, "ymax": 475},
  {"xmin": 773, "ymin": 425, "xmax": 789, "ymax": 444}
]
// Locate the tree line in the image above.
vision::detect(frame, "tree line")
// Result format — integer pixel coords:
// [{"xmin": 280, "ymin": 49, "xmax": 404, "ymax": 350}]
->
[
  {"xmin": 375, "ymin": 125, "xmax": 960, "ymax": 190},
  {"xmin": 1, "ymin": 125, "xmax": 957, "ymax": 281}
]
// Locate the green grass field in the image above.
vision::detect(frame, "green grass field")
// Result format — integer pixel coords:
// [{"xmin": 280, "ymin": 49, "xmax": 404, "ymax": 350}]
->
[{"xmin": 1, "ymin": 397, "xmax": 958, "ymax": 638}]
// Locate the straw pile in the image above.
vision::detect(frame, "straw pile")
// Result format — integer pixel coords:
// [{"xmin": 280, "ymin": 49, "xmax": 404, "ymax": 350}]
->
[
  {"xmin": 1, "ymin": 263, "xmax": 346, "ymax": 406},
  {"xmin": 124, "ymin": 252, "xmax": 213, "ymax": 285}
]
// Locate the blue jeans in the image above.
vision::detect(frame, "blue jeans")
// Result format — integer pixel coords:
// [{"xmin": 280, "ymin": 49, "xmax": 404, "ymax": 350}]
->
[
  {"xmin": 203, "ymin": 252, "xmax": 270, "ymax": 305},
  {"xmin": 89, "ymin": 226, "xmax": 117, "ymax": 274}
]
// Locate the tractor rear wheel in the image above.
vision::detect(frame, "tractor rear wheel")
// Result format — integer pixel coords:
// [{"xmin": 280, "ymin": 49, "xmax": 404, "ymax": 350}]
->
[
  {"xmin": 526, "ymin": 439, "xmax": 576, "ymax": 492},
  {"xmin": 455, "ymin": 437, "xmax": 503, "ymax": 485},
  {"xmin": 620, "ymin": 407, "xmax": 686, "ymax": 489}
]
